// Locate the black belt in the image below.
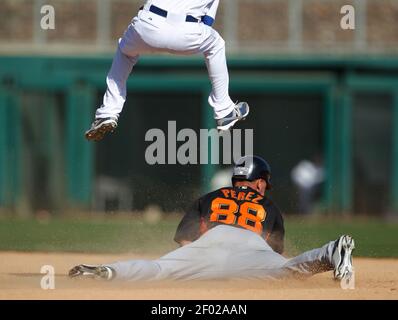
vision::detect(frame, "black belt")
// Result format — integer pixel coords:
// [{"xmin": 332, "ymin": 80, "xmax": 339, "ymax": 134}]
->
[{"xmin": 139, "ymin": 5, "xmax": 214, "ymax": 26}]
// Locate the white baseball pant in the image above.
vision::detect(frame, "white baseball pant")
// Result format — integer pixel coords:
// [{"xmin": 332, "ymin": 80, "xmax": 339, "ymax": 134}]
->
[{"xmin": 95, "ymin": 8, "xmax": 236, "ymax": 120}]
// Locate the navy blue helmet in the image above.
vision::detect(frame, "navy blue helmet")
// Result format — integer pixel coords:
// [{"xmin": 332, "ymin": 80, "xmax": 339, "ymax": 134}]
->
[{"xmin": 232, "ymin": 155, "xmax": 272, "ymax": 190}]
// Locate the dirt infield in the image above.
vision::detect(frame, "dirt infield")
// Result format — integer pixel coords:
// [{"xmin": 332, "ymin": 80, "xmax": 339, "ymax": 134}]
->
[{"xmin": 0, "ymin": 252, "xmax": 397, "ymax": 300}]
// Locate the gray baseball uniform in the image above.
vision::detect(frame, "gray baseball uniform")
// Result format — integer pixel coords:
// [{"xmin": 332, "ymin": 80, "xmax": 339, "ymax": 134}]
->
[{"xmin": 105, "ymin": 186, "xmax": 336, "ymax": 281}]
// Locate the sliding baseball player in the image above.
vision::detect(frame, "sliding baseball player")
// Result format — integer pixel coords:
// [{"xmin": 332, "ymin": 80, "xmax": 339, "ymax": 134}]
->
[{"xmin": 69, "ymin": 156, "xmax": 355, "ymax": 282}]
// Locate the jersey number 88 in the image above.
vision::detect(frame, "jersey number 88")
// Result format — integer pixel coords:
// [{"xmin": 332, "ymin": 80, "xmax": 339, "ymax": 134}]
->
[{"xmin": 209, "ymin": 198, "xmax": 266, "ymax": 234}]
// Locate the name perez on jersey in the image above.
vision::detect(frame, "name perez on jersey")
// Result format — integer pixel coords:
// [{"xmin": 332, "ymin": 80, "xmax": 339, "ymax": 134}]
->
[
  {"xmin": 174, "ymin": 186, "xmax": 285, "ymax": 254},
  {"xmin": 220, "ymin": 188, "xmax": 263, "ymax": 203}
]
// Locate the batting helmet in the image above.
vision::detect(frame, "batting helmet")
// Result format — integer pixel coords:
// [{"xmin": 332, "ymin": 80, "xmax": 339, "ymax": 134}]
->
[{"xmin": 232, "ymin": 155, "xmax": 272, "ymax": 190}]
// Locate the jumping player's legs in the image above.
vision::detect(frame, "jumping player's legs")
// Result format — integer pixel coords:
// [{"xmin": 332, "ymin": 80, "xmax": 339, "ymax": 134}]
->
[
  {"xmin": 93, "ymin": 13, "xmax": 236, "ymax": 122},
  {"xmin": 136, "ymin": 14, "xmax": 236, "ymax": 120},
  {"xmin": 95, "ymin": 17, "xmax": 154, "ymax": 120},
  {"xmin": 95, "ymin": 46, "xmax": 139, "ymax": 119},
  {"xmin": 133, "ymin": 10, "xmax": 236, "ymax": 120},
  {"xmin": 199, "ymin": 28, "xmax": 235, "ymax": 119}
]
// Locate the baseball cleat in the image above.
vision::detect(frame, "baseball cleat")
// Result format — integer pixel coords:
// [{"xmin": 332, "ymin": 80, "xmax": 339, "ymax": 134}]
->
[
  {"xmin": 85, "ymin": 117, "xmax": 118, "ymax": 141},
  {"xmin": 332, "ymin": 235, "xmax": 355, "ymax": 280},
  {"xmin": 216, "ymin": 102, "xmax": 250, "ymax": 131},
  {"xmin": 68, "ymin": 264, "xmax": 115, "ymax": 280}
]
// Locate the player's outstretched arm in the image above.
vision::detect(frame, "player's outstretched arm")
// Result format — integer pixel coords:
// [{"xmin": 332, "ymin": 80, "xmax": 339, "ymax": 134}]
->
[
  {"xmin": 174, "ymin": 199, "xmax": 202, "ymax": 245},
  {"xmin": 267, "ymin": 207, "xmax": 285, "ymax": 254}
]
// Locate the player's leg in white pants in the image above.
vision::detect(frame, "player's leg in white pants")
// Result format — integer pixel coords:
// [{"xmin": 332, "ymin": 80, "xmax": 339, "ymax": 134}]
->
[
  {"xmin": 135, "ymin": 10, "xmax": 236, "ymax": 119},
  {"xmin": 198, "ymin": 29, "xmax": 236, "ymax": 119},
  {"xmin": 95, "ymin": 17, "xmax": 151, "ymax": 119},
  {"xmin": 94, "ymin": 10, "xmax": 235, "ymax": 121},
  {"xmin": 95, "ymin": 46, "xmax": 139, "ymax": 119}
]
